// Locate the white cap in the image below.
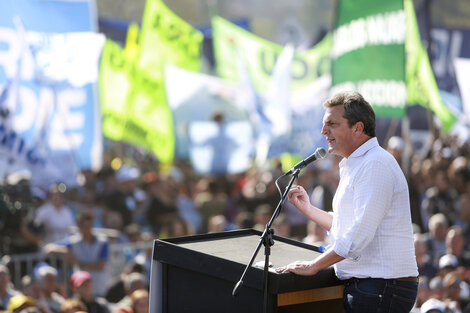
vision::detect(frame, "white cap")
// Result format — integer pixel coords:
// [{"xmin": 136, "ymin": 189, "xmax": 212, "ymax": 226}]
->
[
  {"xmin": 439, "ymin": 253, "xmax": 458, "ymax": 269},
  {"xmin": 420, "ymin": 298, "xmax": 445, "ymax": 313}
]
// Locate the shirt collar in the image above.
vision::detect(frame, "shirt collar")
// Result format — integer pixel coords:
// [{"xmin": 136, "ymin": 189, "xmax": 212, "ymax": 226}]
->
[
  {"xmin": 348, "ymin": 137, "xmax": 378, "ymax": 159},
  {"xmin": 339, "ymin": 137, "xmax": 378, "ymax": 167}
]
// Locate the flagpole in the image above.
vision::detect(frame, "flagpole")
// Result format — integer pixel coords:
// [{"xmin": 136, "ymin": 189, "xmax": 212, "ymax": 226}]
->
[{"xmin": 421, "ymin": 0, "xmax": 438, "ymax": 137}]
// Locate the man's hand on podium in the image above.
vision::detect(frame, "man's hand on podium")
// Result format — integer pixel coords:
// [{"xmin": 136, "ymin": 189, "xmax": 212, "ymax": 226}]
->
[{"xmin": 275, "ymin": 260, "xmax": 319, "ymax": 276}]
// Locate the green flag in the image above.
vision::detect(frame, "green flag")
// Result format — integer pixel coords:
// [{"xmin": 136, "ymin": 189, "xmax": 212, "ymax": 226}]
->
[
  {"xmin": 212, "ymin": 16, "xmax": 331, "ymax": 93},
  {"xmin": 99, "ymin": 38, "xmax": 175, "ymax": 164},
  {"xmin": 138, "ymin": 0, "xmax": 204, "ymax": 80},
  {"xmin": 404, "ymin": 0, "xmax": 457, "ymax": 132},
  {"xmin": 99, "ymin": 0, "xmax": 206, "ymax": 164},
  {"xmin": 99, "ymin": 39, "xmax": 132, "ymax": 141},
  {"xmin": 332, "ymin": 0, "xmax": 407, "ymax": 118}
]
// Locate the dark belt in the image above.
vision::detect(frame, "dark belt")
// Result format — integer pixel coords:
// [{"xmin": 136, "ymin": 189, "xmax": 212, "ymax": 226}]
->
[{"xmin": 343, "ymin": 276, "xmax": 419, "ymax": 286}]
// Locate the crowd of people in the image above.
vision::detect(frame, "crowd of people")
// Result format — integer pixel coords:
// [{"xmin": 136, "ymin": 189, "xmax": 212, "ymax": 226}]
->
[{"xmin": 0, "ymin": 127, "xmax": 469, "ymax": 313}]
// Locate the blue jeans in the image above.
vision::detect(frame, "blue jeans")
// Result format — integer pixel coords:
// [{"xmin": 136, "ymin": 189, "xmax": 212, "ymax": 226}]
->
[{"xmin": 343, "ymin": 278, "xmax": 418, "ymax": 313}]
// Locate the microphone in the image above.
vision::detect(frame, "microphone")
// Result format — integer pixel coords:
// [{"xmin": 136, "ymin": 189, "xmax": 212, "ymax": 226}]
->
[{"xmin": 284, "ymin": 147, "xmax": 327, "ymax": 175}]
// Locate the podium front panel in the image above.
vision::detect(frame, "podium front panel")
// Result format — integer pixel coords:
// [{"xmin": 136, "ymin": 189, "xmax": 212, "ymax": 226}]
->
[{"xmin": 149, "ymin": 229, "xmax": 344, "ymax": 313}]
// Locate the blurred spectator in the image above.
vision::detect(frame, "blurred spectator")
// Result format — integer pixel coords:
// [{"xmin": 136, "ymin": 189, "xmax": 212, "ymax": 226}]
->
[
  {"xmin": 207, "ymin": 215, "xmax": 229, "ymax": 233},
  {"xmin": 422, "ymin": 169, "xmax": 459, "ymax": 226},
  {"xmin": 130, "ymin": 233, "xmax": 154, "ymax": 281},
  {"xmin": 175, "ymin": 182, "xmax": 202, "ymax": 234},
  {"xmin": 445, "ymin": 226, "xmax": 470, "ymax": 267},
  {"xmin": 7, "ymin": 294, "xmax": 36, "ymax": 313},
  {"xmin": 233, "ymin": 211, "xmax": 254, "ymax": 230},
  {"xmin": 0, "ymin": 183, "xmax": 45, "ymax": 280},
  {"xmin": 310, "ymin": 158, "xmax": 338, "ymax": 213},
  {"xmin": 253, "ymin": 204, "xmax": 272, "ymax": 232},
  {"xmin": 0, "ymin": 178, "xmax": 45, "ymax": 256},
  {"xmin": 0, "ymin": 264, "xmax": 21, "ymax": 310},
  {"xmin": 21, "ymin": 275, "xmax": 53, "ymax": 313},
  {"xmin": 414, "ymin": 278, "xmax": 433, "ymax": 311},
  {"xmin": 115, "ymin": 165, "xmax": 144, "ymax": 216},
  {"xmin": 194, "ymin": 178, "xmax": 228, "ymax": 233},
  {"xmin": 415, "ymin": 233, "xmax": 438, "ymax": 279},
  {"xmin": 102, "ymin": 165, "xmax": 141, "ymax": 230},
  {"xmin": 283, "ymin": 174, "xmax": 311, "ymax": 238},
  {"xmin": 36, "ymin": 184, "xmax": 76, "ymax": 245},
  {"xmin": 104, "ymin": 262, "xmax": 145, "ymax": 304},
  {"xmin": 443, "ymin": 271, "xmax": 465, "ymax": 313},
  {"xmin": 426, "ymin": 213, "xmax": 450, "ymax": 266},
  {"xmin": 459, "ymin": 193, "xmax": 470, "ymax": 251},
  {"xmin": 129, "ymin": 290, "xmax": 148, "ymax": 313},
  {"xmin": 21, "ymin": 275, "xmax": 41, "ymax": 302},
  {"xmin": 114, "ymin": 290, "xmax": 148, "ymax": 313},
  {"xmin": 419, "ymin": 297, "xmax": 446, "ymax": 313},
  {"xmin": 36, "ymin": 265, "xmax": 65, "ymax": 313},
  {"xmin": 163, "ymin": 216, "xmax": 194, "ymax": 238},
  {"xmin": 272, "ymin": 213, "xmax": 292, "ymax": 239},
  {"xmin": 386, "ymin": 136, "xmax": 405, "ymax": 163},
  {"xmin": 448, "ymin": 157, "xmax": 469, "ymax": 196},
  {"xmin": 144, "ymin": 175, "xmax": 179, "ymax": 236},
  {"xmin": 66, "ymin": 210, "xmax": 110, "ymax": 297},
  {"xmin": 60, "ymin": 298, "xmax": 87, "ymax": 313},
  {"xmin": 303, "ymin": 221, "xmax": 331, "ymax": 247},
  {"xmin": 430, "ymin": 276, "xmax": 446, "ymax": 301},
  {"xmin": 70, "ymin": 271, "xmax": 110, "ymax": 313},
  {"xmin": 113, "ymin": 273, "xmax": 147, "ymax": 311},
  {"xmin": 409, "ymin": 156, "xmax": 427, "ymax": 230},
  {"xmin": 438, "ymin": 254, "xmax": 459, "ymax": 278}
]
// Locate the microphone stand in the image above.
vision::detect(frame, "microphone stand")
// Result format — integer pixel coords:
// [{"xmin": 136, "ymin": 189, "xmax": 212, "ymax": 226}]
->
[{"xmin": 232, "ymin": 168, "xmax": 300, "ymax": 313}]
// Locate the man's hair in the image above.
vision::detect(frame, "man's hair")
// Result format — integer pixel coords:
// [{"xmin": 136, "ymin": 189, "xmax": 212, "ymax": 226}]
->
[{"xmin": 324, "ymin": 91, "xmax": 376, "ymax": 137}]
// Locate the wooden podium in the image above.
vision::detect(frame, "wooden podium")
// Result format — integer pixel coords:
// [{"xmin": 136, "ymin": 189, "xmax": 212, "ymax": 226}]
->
[{"xmin": 149, "ymin": 229, "xmax": 345, "ymax": 313}]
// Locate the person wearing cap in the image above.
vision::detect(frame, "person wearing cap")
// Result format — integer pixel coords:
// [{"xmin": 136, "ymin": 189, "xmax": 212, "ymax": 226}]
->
[
  {"xmin": 70, "ymin": 271, "xmax": 110, "ymax": 313},
  {"xmin": 35, "ymin": 265, "xmax": 65, "ymax": 313},
  {"xmin": 439, "ymin": 254, "xmax": 459, "ymax": 277},
  {"xmin": 7, "ymin": 294, "xmax": 36, "ymax": 313},
  {"xmin": 420, "ymin": 298, "xmax": 446, "ymax": 313},
  {"xmin": 275, "ymin": 91, "xmax": 418, "ymax": 313}
]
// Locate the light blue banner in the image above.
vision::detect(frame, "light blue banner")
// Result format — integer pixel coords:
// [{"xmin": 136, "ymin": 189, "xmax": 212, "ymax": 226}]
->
[{"xmin": 0, "ymin": 0, "xmax": 101, "ymax": 186}]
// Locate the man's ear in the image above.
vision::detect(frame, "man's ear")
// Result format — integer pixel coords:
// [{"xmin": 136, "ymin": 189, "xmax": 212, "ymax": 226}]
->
[{"xmin": 354, "ymin": 122, "xmax": 364, "ymax": 133}]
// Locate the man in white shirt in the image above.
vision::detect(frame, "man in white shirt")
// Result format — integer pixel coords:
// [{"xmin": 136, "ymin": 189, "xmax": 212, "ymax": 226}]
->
[
  {"xmin": 36, "ymin": 184, "xmax": 76, "ymax": 245},
  {"xmin": 276, "ymin": 91, "xmax": 419, "ymax": 313}
]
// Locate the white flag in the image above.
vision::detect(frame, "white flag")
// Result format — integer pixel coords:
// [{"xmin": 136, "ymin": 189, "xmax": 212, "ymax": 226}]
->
[{"xmin": 29, "ymin": 32, "xmax": 105, "ymax": 87}]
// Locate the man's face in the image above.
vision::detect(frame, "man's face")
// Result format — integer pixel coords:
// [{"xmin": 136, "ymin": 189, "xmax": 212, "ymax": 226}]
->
[{"xmin": 321, "ymin": 106, "xmax": 356, "ymax": 158}]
